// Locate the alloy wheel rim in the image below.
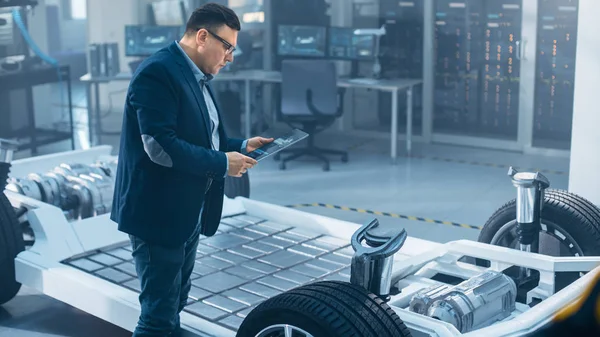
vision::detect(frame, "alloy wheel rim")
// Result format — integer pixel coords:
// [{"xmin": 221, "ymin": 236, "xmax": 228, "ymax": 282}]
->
[{"xmin": 255, "ymin": 324, "xmax": 314, "ymax": 337}]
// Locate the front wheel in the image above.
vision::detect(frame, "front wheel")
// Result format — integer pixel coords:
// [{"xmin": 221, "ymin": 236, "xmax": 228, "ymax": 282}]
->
[{"xmin": 236, "ymin": 280, "xmax": 412, "ymax": 337}]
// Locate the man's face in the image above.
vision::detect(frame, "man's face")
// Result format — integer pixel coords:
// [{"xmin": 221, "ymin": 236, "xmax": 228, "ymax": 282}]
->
[{"xmin": 196, "ymin": 25, "xmax": 237, "ymax": 75}]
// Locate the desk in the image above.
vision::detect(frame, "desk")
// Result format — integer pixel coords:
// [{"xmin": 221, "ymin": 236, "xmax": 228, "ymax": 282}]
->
[
  {"xmin": 1, "ymin": 65, "xmax": 75, "ymax": 154},
  {"xmin": 80, "ymin": 70, "xmax": 421, "ymax": 163}
]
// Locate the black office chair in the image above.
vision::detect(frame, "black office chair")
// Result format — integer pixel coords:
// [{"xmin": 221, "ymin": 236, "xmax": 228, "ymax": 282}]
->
[{"xmin": 275, "ymin": 59, "xmax": 348, "ymax": 171}]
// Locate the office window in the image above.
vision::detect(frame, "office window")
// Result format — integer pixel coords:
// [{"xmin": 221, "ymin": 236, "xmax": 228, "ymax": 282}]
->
[{"xmin": 63, "ymin": 0, "xmax": 86, "ymax": 20}]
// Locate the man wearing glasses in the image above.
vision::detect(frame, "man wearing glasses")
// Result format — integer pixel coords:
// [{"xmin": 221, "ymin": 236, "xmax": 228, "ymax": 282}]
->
[{"xmin": 110, "ymin": 2, "xmax": 272, "ymax": 336}]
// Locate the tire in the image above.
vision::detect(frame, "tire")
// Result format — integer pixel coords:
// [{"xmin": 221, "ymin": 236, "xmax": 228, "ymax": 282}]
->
[
  {"xmin": 236, "ymin": 281, "xmax": 412, "ymax": 337},
  {"xmin": 224, "ymin": 171, "xmax": 250, "ymax": 199},
  {"xmin": 476, "ymin": 189, "xmax": 600, "ymax": 276},
  {"xmin": 0, "ymin": 191, "xmax": 25, "ymax": 305},
  {"xmin": 478, "ymin": 189, "xmax": 600, "ymax": 257}
]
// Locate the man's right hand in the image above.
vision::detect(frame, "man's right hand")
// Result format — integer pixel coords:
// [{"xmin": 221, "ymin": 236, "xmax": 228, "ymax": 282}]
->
[{"xmin": 226, "ymin": 152, "xmax": 257, "ymax": 177}]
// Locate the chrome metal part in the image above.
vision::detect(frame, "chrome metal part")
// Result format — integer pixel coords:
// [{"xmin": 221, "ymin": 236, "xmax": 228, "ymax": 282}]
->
[
  {"xmin": 27, "ymin": 173, "xmax": 62, "ymax": 207},
  {"xmin": 350, "ymin": 218, "xmax": 407, "ymax": 301},
  {"xmin": 507, "ymin": 167, "xmax": 550, "ymax": 249},
  {"xmin": 255, "ymin": 324, "xmax": 314, "ymax": 337},
  {"xmin": 7, "ymin": 161, "xmax": 116, "ymax": 220},
  {"xmin": 93, "ymin": 159, "xmax": 118, "ymax": 177},
  {"xmin": 409, "ymin": 270, "xmax": 517, "ymax": 333},
  {"xmin": 6, "ymin": 177, "xmax": 42, "ymax": 200}
]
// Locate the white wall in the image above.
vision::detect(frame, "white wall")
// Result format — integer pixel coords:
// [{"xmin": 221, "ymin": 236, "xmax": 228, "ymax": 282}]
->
[
  {"xmin": 568, "ymin": 0, "xmax": 600, "ymax": 205},
  {"xmin": 86, "ymin": 0, "xmax": 151, "ymax": 112},
  {"xmin": 45, "ymin": 0, "xmax": 87, "ymax": 52}
]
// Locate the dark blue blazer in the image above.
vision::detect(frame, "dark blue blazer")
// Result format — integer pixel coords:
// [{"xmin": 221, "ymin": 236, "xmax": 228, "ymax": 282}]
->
[{"xmin": 110, "ymin": 41, "xmax": 243, "ymax": 248}]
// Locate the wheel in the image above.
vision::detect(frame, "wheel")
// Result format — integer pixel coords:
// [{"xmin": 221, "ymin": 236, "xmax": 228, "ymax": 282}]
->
[
  {"xmin": 478, "ymin": 189, "xmax": 600, "ymax": 256},
  {"xmin": 0, "ymin": 191, "xmax": 25, "ymax": 305},
  {"xmin": 224, "ymin": 172, "xmax": 250, "ymax": 199},
  {"xmin": 279, "ymin": 162, "xmax": 286, "ymax": 170},
  {"xmin": 323, "ymin": 163, "xmax": 330, "ymax": 171},
  {"xmin": 342, "ymin": 154, "xmax": 348, "ymax": 163},
  {"xmin": 477, "ymin": 189, "xmax": 600, "ymax": 288},
  {"xmin": 236, "ymin": 281, "xmax": 412, "ymax": 337}
]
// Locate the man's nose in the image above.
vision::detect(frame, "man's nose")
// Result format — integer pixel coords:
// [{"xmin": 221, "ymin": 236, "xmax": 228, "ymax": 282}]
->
[{"xmin": 226, "ymin": 53, "xmax": 234, "ymax": 63}]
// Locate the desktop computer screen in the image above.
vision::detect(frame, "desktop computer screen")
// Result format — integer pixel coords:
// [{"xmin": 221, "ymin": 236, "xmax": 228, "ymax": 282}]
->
[
  {"xmin": 125, "ymin": 25, "xmax": 183, "ymax": 57},
  {"xmin": 277, "ymin": 25, "xmax": 326, "ymax": 57},
  {"xmin": 328, "ymin": 27, "xmax": 376, "ymax": 60}
]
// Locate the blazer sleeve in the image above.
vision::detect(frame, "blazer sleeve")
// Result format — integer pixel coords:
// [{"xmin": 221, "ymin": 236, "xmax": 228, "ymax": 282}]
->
[
  {"xmin": 130, "ymin": 62, "xmax": 227, "ymax": 178},
  {"xmin": 227, "ymin": 138, "xmax": 245, "ymax": 153}
]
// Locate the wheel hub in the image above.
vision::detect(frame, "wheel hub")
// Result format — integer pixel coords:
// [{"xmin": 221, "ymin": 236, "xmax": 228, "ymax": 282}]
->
[{"xmin": 255, "ymin": 324, "xmax": 314, "ymax": 337}]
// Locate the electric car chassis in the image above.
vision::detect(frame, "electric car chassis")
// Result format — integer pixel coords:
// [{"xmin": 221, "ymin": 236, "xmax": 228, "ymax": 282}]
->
[{"xmin": 1, "ymin": 143, "xmax": 600, "ymax": 337}]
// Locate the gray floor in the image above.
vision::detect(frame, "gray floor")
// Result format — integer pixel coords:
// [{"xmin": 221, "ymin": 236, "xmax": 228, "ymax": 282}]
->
[{"xmin": 1, "ymin": 83, "xmax": 570, "ymax": 336}]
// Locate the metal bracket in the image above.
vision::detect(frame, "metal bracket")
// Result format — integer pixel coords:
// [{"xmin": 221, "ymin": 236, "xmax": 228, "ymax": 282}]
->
[{"xmin": 350, "ymin": 218, "xmax": 407, "ymax": 301}]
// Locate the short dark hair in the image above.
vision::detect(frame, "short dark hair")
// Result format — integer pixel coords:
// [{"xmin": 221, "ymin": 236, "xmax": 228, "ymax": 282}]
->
[{"xmin": 184, "ymin": 3, "xmax": 241, "ymax": 36}]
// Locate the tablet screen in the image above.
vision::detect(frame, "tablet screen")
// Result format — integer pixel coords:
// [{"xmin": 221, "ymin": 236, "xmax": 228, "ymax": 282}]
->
[{"xmin": 247, "ymin": 129, "xmax": 309, "ymax": 161}]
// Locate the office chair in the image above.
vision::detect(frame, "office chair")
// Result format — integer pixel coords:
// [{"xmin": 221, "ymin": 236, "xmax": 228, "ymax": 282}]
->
[{"xmin": 275, "ymin": 59, "xmax": 348, "ymax": 171}]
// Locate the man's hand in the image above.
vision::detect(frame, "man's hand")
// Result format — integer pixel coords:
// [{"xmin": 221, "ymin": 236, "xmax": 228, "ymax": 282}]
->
[
  {"xmin": 226, "ymin": 152, "xmax": 257, "ymax": 177},
  {"xmin": 246, "ymin": 137, "xmax": 274, "ymax": 153}
]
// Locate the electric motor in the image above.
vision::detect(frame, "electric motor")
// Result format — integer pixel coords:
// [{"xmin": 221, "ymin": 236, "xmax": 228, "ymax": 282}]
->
[
  {"xmin": 6, "ymin": 177, "xmax": 43, "ymax": 200},
  {"xmin": 6, "ymin": 160, "xmax": 116, "ymax": 220},
  {"xmin": 93, "ymin": 159, "xmax": 118, "ymax": 178},
  {"xmin": 27, "ymin": 172, "xmax": 63, "ymax": 207},
  {"xmin": 409, "ymin": 270, "xmax": 517, "ymax": 333}
]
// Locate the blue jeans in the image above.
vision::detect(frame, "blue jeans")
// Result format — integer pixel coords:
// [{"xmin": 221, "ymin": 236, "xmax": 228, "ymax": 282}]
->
[{"xmin": 129, "ymin": 224, "xmax": 201, "ymax": 337}]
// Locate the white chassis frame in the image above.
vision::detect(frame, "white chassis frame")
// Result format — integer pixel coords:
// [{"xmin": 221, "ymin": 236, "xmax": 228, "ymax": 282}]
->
[{"xmin": 4, "ymin": 146, "xmax": 600, "ymax": 337}]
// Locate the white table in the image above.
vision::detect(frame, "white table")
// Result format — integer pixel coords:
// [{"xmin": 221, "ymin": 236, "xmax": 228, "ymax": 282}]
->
[{"xmin": 80, "ymin": 70, "xmax": 422, "ymax": 163}]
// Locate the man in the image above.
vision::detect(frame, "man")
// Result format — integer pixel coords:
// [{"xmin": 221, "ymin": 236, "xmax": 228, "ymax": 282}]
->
[{"xmin": 110, "ymin": 3, "xmax": 272, "ymax": 336}]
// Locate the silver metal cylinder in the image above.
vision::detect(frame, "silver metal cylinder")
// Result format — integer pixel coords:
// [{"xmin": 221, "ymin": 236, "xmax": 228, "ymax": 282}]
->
[
  {"xmin": 370, "ymin": 256, "xmax": 394, "ymax": 298},
  {"xmin": 410, "ymin": 271, "xmax": 517, "ymax": 333},
  {"xmin": 516, "ymin": 186, "xmax": 536, "ymax": 224},
  {"xmin": 350, "ymin": 218, "xmax": 407, "ymax": 302}
]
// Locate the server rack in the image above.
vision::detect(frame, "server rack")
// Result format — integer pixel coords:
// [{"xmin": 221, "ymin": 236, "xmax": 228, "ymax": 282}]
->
[
  {"xmin": 378, "ymin": 0, "xmax": 424, "ymax": 136},
  {"xmin": 425, "ymin": 0, "xmax": 578, "ymax": 153},
  {"xmin": 532, "ymin": 0, "xmax": 578, "ymax": 150},
  {"xmin": 349, "ymin": 0, "xmax": 424, "ymax": 135}
]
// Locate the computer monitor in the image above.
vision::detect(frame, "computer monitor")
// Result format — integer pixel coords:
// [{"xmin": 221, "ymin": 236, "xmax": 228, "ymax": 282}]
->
[
  {"xmin": 327, "ymin": 27, "xmax": 376, "ymax": 60},
  {"xmin": 277, "ymin": 25, "xmax": 326, "ymax": 57},
  {"xmin": 125, "ymin": 25, "xmax": 183, "ymax": 57}
]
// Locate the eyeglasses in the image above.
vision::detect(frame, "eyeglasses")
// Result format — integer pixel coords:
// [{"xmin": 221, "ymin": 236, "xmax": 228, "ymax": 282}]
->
[{"xmin": 205, "ymin": 29, "xmax": 236, "ymax": 55}]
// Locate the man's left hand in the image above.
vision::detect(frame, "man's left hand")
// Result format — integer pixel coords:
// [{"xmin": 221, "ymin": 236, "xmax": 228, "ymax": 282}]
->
[{"xmin": 246, "ymin": 137, "xmax": 274, "ymax": 152}]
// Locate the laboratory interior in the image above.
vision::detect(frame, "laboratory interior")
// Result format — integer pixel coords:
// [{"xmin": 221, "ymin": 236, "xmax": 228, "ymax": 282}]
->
[{"xmin": 1, "ymin": 0, "xmax": 600, "ymax": 336}]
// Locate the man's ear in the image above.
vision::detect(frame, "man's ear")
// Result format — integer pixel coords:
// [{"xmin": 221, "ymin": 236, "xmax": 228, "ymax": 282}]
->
[{"xmin": 196, "ymin": 29, "xmax": 208, "ymax": 47}]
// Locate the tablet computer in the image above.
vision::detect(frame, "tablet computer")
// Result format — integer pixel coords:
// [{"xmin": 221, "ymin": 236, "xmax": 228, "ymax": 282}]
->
[{"xmin": 247, "ymin": 128, "xmax": 309, "ymax": 161}]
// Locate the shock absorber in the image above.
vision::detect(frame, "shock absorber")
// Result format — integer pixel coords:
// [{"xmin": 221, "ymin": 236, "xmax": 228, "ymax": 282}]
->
[
  {"xmin": 350, "ymin": 218, "xmax": 407, "ymax": 301},
  {"xmin": 508, "ymin": 167, "xmax": 549, "ymax": 278},
  {"xmin": 0, "ymin": 138, "xmax": 19, "ymax": 190}
]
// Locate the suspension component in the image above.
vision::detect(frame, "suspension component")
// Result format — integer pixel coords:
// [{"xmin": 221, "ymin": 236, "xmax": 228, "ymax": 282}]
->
[
  {"xmin": 508, "ymin": 167, "xmax": 550, "ymax": 254},
  {"xmin": 350, "ymin": 218, "xmax": 407, "ymax": 301}
]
